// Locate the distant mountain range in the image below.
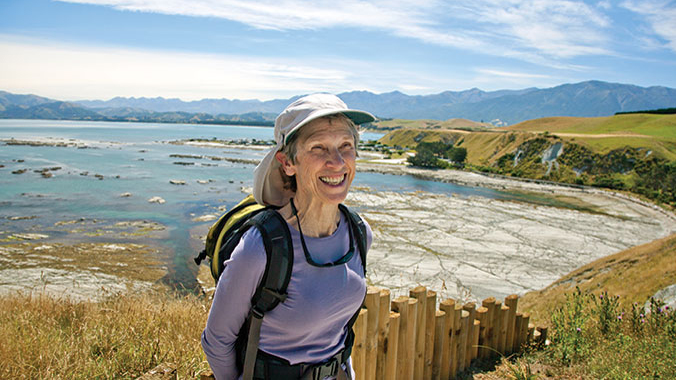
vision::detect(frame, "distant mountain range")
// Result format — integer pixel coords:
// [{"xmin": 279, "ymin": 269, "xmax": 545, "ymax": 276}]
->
[{"xmin": 2, "ymin": 81, "xmax": 676, "ymax": 125}]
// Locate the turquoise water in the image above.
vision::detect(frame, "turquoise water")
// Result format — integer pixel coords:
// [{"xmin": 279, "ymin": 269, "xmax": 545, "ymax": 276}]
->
[{"xmin": 0, "ymin": 119, "xmax": 512, "ymax": 289}]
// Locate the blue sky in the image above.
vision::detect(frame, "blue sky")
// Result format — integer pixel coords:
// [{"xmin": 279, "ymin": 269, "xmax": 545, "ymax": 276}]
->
[{"xmin": 1, "ymin": 0, "xmax": 675, "ymax": 101}]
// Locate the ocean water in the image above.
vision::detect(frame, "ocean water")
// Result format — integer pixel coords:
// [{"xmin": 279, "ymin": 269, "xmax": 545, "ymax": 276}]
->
[{"xmin": 0, "ymin": 119, "xmax": 513, "ymax": 289}]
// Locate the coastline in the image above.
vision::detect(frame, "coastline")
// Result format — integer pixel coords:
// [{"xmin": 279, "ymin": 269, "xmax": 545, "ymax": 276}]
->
[{"xmin": 2, "ymin": 137, "xmax": 675, "ymax": 302}]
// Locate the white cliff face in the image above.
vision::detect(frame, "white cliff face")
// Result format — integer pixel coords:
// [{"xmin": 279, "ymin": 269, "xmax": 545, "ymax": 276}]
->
[
  {"xmin": 346, "ymin": 169, "xmax": 676, "ymax": 303},
  {"xmin": 541, "ymin": 142, "xmax": 564, "ymax": 176}
]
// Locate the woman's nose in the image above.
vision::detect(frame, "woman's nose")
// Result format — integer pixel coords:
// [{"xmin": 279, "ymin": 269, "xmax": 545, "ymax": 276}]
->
[{"xmin": 326, "ymin": 147, "xmax": 345, "ymax": 166}]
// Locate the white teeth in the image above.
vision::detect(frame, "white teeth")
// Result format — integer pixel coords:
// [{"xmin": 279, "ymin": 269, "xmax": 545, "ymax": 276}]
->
[{"xmin": 320, "ymin": 174, "xmax": 345, "ymax": 185}]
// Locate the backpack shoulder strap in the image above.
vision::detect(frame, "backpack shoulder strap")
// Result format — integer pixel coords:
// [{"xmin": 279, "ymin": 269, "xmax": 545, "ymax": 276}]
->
[
  {"xmin": 240, "ymin": 208, "xmax": 294, "ymax": 380},
  {"xmin": 248, "ymin": 209, "xmax": 294, "ymax": 313},
  {"xmin": 339, "ymin": 204, "xmax": 368, "ymax": 275}
]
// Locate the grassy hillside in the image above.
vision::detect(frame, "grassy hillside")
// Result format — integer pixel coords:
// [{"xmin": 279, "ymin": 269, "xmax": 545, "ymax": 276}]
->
[
  {"xmin": 500, "ymin": 113, "xmax": 676, "ymax": 139},
  {"xmin": 501, "ymin": 113, "xmax": 676, "ymax": 160},
  {"xmin": 520, "ymin": 232, "xmax": 676, "ymax": 325},
  {"xmin": 380, "ymin": 113, "xmax": 676, "ymax": 206},
  {"xmin": 380, "ymin": 128, "xmax": 533, "ymax": 165}
]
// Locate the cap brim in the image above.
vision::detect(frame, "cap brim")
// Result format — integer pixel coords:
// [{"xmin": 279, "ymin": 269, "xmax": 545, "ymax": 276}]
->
[{"xmin": 284, "ymin": 108, "xmax": 376, "ymax": 145}]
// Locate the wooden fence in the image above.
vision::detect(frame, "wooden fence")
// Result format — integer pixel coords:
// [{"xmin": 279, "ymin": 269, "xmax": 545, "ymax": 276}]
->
[{"xmin": 350, "ymin": 286, "xmax": 547, "ymax": 380}]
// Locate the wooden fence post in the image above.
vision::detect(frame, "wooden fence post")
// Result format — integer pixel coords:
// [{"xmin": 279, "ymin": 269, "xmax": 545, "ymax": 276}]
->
[
  {"xmin": 407, "ymin": 298, "xmax": 419, "ymax": 380},
  {"xmin": 438, "ymin": 299, "xmax": 455, "ymax": 380},
  {"xmin": 376, "ymin": 289, "xmax": 391, "ymax": 380},
  {"xmin": 424, "ymin": 290, "xmax": 437, "ymax": 380},
  {"xmin": 432, "ymin": 310, "xmax": 446, "ymax": 380},
  {"xmin": 480, "ymin": 297, "xmax": 496, "ymax": 357},
  {"xmin": 462, "ymin": 303, "xmax": 476, "ymax": 367},
  {"xmin": 353, "ymin": 308, "xmax": 368, "ymax": 379},
  {"xmin": 450, "ymin": 303, "xmax": 463, "ymax": 377},
  {"xmin": 514, "ymin": 313, "xmax": 523, "ymax": 351},
  {"xmin": 475, "ymin": 306, "xmax": 488, "ymax": 359},
  {"xmin": 492, "ymin": 300, "xmax": 502, "ymax": 355},
  {"xmin": 498, "ymin": 304, "xmax": 509, "ymax": 355},
  {"xmin": 471, "ymin": 319, "xmax": 480, "ymax": 362},
  {"xmin": 536, "ymin": 326, "xmax": 548, "ymax": 347},
  {"xmin": 410, "ymin": 286, "xmax": 427, "ymax": 380},
  {"xmin": 384, "ymin": 311, "xmax": 400, "ymax": 380},
  {"xmin": 504, "ymin": 295, "xmax": 518, "ymax": 354},
  {"xmin": 365, "ymin": 287, "xmax": 381, "ymax": 380},
  {"xmin": 392, "ymin": 296, "xmax": 418, "ymax": 380},
  {"xmin": 521, "ymin": 313, "xmax": 531, "ymax": 347},
  {"xmin": 456, "ymin": 310, "xmax": 469, "ymax": 376}
]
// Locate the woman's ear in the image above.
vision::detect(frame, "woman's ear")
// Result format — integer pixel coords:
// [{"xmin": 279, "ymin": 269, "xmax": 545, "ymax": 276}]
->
[{"xmin": 275, "ymin": 151, "xmax": 296, "ymax": 176}]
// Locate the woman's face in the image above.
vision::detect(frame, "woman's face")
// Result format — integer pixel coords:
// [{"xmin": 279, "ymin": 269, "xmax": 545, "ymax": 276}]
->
[{"xmin": 279, "ymin": 117, "xmax": 357, "ymax": 206}]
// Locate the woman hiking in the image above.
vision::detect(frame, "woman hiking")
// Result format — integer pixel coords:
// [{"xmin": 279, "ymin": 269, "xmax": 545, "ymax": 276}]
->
[{"xmin": 202, "ymin": 93, "xmax": 375, "ymax": 380}]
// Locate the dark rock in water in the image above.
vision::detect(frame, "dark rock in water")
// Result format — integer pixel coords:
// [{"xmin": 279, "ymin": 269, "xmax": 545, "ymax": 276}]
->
[
  {"xmin": 12, "ymin": 169, "xmax": 27, "ymax": 174},
  {"xmin": 173, "ymin": 161, "xmax": 195, "ymax": 166},
  {"xmin": 94, "ymin": 174, "xmax": 104, "ymax": 180},
  {"xmin": 34, "ymin": 167, "xmax": 61, "ymax": 178},
  {"xmin": 8, "ymin": 215, "xmax": 38, "ymax": 220},
  {"xmin": 169, "ymin": 179, "xmax": 186, "ymax": 185},
  {"xmin": 170, "ymin": 154, "xmax": 203, "ymax": 159}
]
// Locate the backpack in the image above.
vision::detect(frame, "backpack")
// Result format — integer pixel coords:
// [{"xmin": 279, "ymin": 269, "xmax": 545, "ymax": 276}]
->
[{"xmin": 194, "ymin": 194, "xmax": 368, "ymax": 379}]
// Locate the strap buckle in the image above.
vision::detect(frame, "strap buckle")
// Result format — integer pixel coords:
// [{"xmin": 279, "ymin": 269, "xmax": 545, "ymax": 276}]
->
[{"xmin": 301, "ymin": 354, "xmax": 341, "ymax": 380}]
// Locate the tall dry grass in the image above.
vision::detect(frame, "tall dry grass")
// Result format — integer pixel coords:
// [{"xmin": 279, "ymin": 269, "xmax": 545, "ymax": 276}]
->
[{"xmin": 0, "ymin": 290, "xmax": 211, "ymax": 379}]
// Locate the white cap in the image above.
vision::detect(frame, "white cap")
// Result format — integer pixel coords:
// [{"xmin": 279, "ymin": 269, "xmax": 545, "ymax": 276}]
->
[{"xmin": 253, "ymin": 93, "xmax": 376, "ymax": 206}]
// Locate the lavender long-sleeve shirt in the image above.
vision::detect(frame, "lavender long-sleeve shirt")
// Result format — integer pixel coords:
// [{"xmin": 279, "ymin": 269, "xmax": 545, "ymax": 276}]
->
[{"xmin": 201, "ymin": 211, "xmax": 371, "ymax": 380}]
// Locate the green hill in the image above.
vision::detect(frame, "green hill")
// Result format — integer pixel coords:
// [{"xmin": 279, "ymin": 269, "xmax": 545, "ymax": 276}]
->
[{"xmin": 379, "ymin": 113, "xmax": 676, "ymax": 206}]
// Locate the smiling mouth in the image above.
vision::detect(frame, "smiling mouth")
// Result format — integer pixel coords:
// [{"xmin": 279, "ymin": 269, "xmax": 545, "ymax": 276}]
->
[{"xmin": 319, "ymin": 173, "xmax": 346, "ymax": 185}]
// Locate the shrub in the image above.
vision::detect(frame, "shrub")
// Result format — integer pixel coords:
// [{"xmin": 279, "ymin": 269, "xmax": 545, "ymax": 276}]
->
[{"xmin": 549, "ymin": 287, "xmax": 591, "ymax": 364}]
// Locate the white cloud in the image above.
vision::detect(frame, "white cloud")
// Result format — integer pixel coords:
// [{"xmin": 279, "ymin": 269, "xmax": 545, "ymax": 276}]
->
[
  {"xmin": 476, "ymin": 69, "xmax": 552, "ymax": 80},
  {"xmin": 0, "ymin": 36, "xmax": 362, "ymax": 100},
  {"xmin": 597, "ymin": 1, "xmax": 612, "ymax": 10},
  {"xmin": 57, "ymin": 0, "xmax": 613, "ymax": 62},
  {"xmin": 473, "ymin": 68, "xmax": 557, "ymax": 88},
  {"xmin": 622, "ymin": 0, "xmax": 676, "ymax": 52}
]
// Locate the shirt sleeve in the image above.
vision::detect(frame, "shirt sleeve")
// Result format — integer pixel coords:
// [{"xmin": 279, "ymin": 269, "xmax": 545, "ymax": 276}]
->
[
  {"xmin": 201, "ymin": 228, "xmax": 267, "ymax": 380},
  {"xmin": 363, "ymin": 217, "xmax": 373, "ymax": 253}
]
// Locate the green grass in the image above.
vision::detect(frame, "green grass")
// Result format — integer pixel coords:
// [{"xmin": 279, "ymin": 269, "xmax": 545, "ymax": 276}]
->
[
  {"xmin": 502, "ymin": 114, "xmax": 676, "ymax": 139},
  {"xmin": 535, "ymin": 288, "xmax": 676, "ymax": 379}
]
